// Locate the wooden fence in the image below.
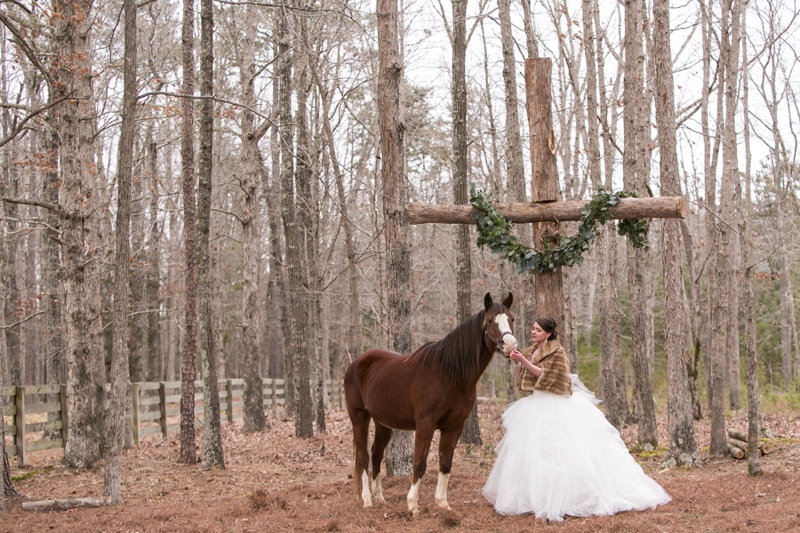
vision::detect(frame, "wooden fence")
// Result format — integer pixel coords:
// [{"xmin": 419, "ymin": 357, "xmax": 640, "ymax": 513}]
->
[{"xmin": 2, "ymin": 378, "xmax": 345, "ymax": 467}]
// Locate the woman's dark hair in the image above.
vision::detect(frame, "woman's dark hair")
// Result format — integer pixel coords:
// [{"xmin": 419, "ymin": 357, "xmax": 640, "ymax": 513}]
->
[{"xmin": 534, "ymin": 316, "xmax": 558, "ymax": 340}]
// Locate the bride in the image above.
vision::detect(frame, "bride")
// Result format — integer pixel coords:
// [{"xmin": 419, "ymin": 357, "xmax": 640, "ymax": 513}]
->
[{"xmin": 482, "ymin": 317, "xmax": 671, "ymax": 521}]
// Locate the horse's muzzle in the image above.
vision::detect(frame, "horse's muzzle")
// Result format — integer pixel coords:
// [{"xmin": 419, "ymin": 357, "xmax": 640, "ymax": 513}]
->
[{"xmin": 498, "ymin": 331, "xmax": 517, "ymax": 356}]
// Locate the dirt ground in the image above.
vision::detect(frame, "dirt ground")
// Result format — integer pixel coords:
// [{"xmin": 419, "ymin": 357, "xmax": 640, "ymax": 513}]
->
[{"xmin": 4, "ymin": 403, "xmax": 800, "ymax": 533}]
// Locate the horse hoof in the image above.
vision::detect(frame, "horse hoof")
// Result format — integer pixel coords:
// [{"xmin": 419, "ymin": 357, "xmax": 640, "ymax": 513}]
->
[
  {"xmin": 363, "ymin": 500, "xmax": 373, "ymax": 509},
  {"xmin": 436, "ymin": 500, "xmax": 451, "ymax": 510}
]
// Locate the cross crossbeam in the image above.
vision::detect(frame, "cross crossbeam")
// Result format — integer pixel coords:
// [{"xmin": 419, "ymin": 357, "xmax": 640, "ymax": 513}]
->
[{"xmin": 407, "ymin": 196, "xmax": 686, "ymax": 225}]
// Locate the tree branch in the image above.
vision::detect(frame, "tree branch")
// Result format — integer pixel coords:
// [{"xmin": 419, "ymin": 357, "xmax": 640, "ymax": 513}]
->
[
  {"xmin": 0, "ymin": 196, "xmax": 60, "ymax": 213},
  {"xmin": 0, "ymin": 10, "xmax": 56, "ymax": 88},
  {"xmin": 136, "ymin": 91, "xmax": 277, "ymax": 124},
  {"xmin": 0, "ymin": 94, "xmax": 73, "ymax": 149}
]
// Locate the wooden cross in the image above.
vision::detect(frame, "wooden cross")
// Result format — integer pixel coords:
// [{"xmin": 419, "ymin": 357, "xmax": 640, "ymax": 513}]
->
[{"xmin": 406, "ymin": 58, "xmax": 686, "ymax": 334}]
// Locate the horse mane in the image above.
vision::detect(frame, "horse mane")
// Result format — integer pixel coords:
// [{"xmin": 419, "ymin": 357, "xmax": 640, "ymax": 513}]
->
[{"xmin": 411, "ymin": 305, "xmax": 500, "ymax": 386}]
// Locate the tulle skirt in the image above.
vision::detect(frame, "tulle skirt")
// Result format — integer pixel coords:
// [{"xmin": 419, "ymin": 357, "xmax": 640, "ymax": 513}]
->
[{"xmin": 482, "ymin": 380, "xmax": 671, "ymax": 520}]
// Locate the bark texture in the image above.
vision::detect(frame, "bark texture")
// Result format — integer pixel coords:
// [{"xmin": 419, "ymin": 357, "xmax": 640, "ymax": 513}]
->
[
  {"xmin": 54, "ymin": 0, "xmax": 106, "ymax": 470},
  {"xmin": 450, "ymin": 0, "xmax": 480, "ymax": 446},
  {"xmin": 104, "ymin": 0, "xmax": 136, "ymax": 501},
  {"xmin": 239, "ymin": 2, "xmax": 268, "ymax": 434},
  {"xmin": 525, "ymin": 59, "xmax": 565, "ymax": 344},
  {"xmin": 196, "ymin": 0, "xmax": 224, "ymax": 468},
  {"xmin": 739, "ymin": 12, "xmax": 762, "ymax": 477},
  {"xmin": 178, "ymin": 0, "xmax": 198, "ymax": 465},
  {"xmin": 378, "ymin": 0, "xmax": 414, "ymax": 476},
  {"xmin": 653, "ymin": 0, "xmax": 700, "ymax": 467},
  {"xmin": 293, "ymin": 57, "xmax": 316, "ymax": 438},
  {"xmin": 623, "ymin": 0, "xmax": 657, "ymax": 446},
  {"xmin": 407, "ymin": 197, "xmax": 686, "ymax": 225}
]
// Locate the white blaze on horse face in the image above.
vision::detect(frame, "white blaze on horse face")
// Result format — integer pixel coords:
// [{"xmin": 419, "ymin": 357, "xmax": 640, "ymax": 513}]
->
[
  {"xmin": 434, "ymin": 472, "xmax": 451, "ymax": 510},
  {"xmin": 361, "ymin": 471, "xmax": 373, "ymax": 508},
  {"xmin": 495, "ymin": 313, "xmax": 517, "ymax": 354},
  {"xmin": 407, "ymin": 478, "xmax": 422, "ymax": 516}
]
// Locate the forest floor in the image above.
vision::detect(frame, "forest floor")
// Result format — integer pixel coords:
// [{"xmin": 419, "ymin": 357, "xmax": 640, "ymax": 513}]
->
[{"xmin": 4, "ymin": 403, "xmax": 800, "ymax": 533}]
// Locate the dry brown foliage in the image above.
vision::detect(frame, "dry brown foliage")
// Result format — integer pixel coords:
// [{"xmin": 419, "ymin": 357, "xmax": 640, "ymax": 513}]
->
[{"xmin": 3, "ymin": 404, "xmax": 799, "ymax": 532}]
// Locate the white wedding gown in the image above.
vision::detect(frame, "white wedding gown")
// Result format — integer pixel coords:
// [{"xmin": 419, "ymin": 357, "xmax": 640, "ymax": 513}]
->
[{"xmin": 483, "ymin": 376, "xmax": 671, "ymax": 520}]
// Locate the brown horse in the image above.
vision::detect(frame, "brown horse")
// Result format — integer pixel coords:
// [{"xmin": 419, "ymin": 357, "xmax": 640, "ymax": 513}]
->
[{"xmin": 344, "ymin": 292, "xmax": 517, "ymax": 516}]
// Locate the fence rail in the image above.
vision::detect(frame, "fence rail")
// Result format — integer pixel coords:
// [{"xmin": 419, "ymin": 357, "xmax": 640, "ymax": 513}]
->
[{"xmin": 2, "ymin": 378, "xmax": 345, "ymax": 467}]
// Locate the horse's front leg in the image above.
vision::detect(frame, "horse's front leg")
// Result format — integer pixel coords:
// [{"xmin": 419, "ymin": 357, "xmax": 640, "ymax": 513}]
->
[
  {"xmin": 407, "ymin": 425, "xmax": 435, "ymax": 517},
  {"xmin": 435, "ymin": 425, "xmax": 465, "ymax": 511}
]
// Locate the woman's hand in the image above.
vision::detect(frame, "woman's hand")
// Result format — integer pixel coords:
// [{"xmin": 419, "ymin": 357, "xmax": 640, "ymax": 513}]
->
[{"xmin": 509, "ymin": 349, "xmax": 524, "ymax": 364}]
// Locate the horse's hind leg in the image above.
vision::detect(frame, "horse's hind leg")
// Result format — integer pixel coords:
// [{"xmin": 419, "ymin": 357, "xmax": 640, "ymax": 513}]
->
[
  {"xmin": 407, "ymin": 424, "xmax": 435, "ymax": 517},
  {"xmin": 370, "ymin": 422, "xmax": 393, "ymax": 503},
  {"xmin": 435, "ymin": 426, "xmax": 464, "ymax": 511},
  {"xmin": 351, "ymin": 409, "xmax": 373, "ymax": 507}
]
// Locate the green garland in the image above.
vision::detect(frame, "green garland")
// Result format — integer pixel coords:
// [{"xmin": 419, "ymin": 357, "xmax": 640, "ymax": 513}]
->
[{"xmin": 469, "ymin": 184, "xmax": 649, "ymax": 274}]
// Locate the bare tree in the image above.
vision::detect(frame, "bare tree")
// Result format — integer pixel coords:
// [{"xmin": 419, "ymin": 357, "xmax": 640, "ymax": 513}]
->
[
  {"xmin": 446, "ymin": 0, "xmax": 479, "ymax": 446},
  {"xmin": 293, "ymin": 51, "xmax": 316, "ymax": 438},
  {"xmin": 239, "ymin": 1, "xmax": 269, "ymax": 434},
  {"xmin": 653, "ymin": 0, "xmax": 699, "ymax": 467},
  {"xmin": 277, "ymin": 0, "xmax": 313, "ymax": 438},
  {"xmin": 54, "ymin": 0, "xmax": 107, "ymax": 470},
  {"xmin": 379, "ymin": 0, "xmax": 414, "ymax": 476},
  {"xmin": 739, "ymin": 14, "xmax": 761, "ymax": 476},
  {"xmin": 179, "ymin": 0, "xmax": 198, "ymax": 465},
  {"xmin": 104, "ymin": 0, "xmax": 136, "ymax": 501},
  {"xmin": 709, "ymin": 0, "xmax": 743, "ymax": 458},
  {"xmin": 195, "ymin": 0, "xmax": 224, "ymax": 468},
  {"xmin": 310, "ymin": 46, "xmax": 363, "ymax": 369},
  {"xmin": 623, "ymin": 0, "xmax": 657, "ymax": 446}
]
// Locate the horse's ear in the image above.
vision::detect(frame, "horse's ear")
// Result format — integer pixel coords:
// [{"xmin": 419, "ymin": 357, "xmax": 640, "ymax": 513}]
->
[
  {"xmin": 484, "ymin": 292, "xmax": 493, "ymax": 311},
  {"xmin": 502, "ymin": 292, "xmax": 513, "ymax": 309}
]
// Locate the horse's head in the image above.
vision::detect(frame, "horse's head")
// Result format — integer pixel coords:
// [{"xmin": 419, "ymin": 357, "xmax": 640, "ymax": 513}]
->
[{"xmin": 483, "ymin": 292, "xmax": 518, "ymax": 357}]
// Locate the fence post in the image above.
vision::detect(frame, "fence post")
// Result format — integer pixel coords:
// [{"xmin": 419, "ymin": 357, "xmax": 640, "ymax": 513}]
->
[
  {"xmin": 130, "ymin": 382, "xmax": 140, "ymax": 446},
  {"xmin": 271, "ymin": 379, "xmax": 277, "ymax": 415},
  {"xmin": 60, "ymin": 385, "xmax": 68, "ymax": 451},
  {"xmin": 159, "ymin": 382, "xmax": 167, "ymax": 438},
  {"xmin": 226, "ymin": 379, "xmax": 234, "ymax": 424},
  {"xmin": 15, "ymin": 386, "xmax": 26, "ymax": 467}
]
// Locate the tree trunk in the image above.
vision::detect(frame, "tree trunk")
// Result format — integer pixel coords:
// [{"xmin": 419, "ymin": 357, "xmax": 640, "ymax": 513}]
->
[
  {"xmin": 291, "ymin": 55, "xmax": 315, "ymax": 438},
  {"xmin": 378, "ymin": 0, "xmax": 413, "ymax": 476},
  {"xmin": 653, "ymin": 0, "xmax": 699, "ymax": 466},
  {"xmin": 520, "ymin": 0, "xmax": 538, "ymax": 59},
  {"xmin": 197, "ymin": 0, "xmax": 224, "ymax": 467},
  {"xmin": 104, "ymin": 0, "xmax": 136, "ymax": 500},
  {"xmin": 623, "ymin": 0, "xmax": 657, "ymax": 446},
  {"xmin": 41, "ymin": 105, "xmax": 64, "ymax": 436},
  {"xmin": 312, "ymin": 58, "xmax": 362, "ymax": 365},
  {"xmin": 448, "ymin": 0, "xmax": 479, "ymax": 446},
  {"xmin": 239, "ymin": 1, "xmax": 268, "ymax": 434},
  {"xmin": 728, "ymin": 235, "xmax": 741, "ymax": 410},
  {"xmin": 54, "ymin": 0, "xmax": 106, "ymax": 470},
  {"xmin": 498, "ymin": 0, "xmax": 535, "ymax": 347},
  {"xmin": 276, "ymin": 1, "xmax": 312, "ymax": 438},
  {"xmin": 1, "ymin": 126, "xmax": 21, "ymax": 388},
  {"xmin": 709, "ymin": 0, "xmax": 742, "ymax": 458},
  {"xmin": 525, "ymin": 59, "xmax": 565, "ymax": 336},
  {"xmin": 276, "ymin": 4, "xmax": 296, "ymax": 416},
  {"xmin": 739, "ymin": 22, "xmax": 761, "ymax": 475},
  {"xmin": 178, "ymin": 0, "xmax": 198, "ymax": 465},
  {"xmin": 145, "ymin": 130, "xmax": 162, "ymax": 382},
  {"xmin": 1, "ymin": 377, "xmax": 20, "ymax": 503}
]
